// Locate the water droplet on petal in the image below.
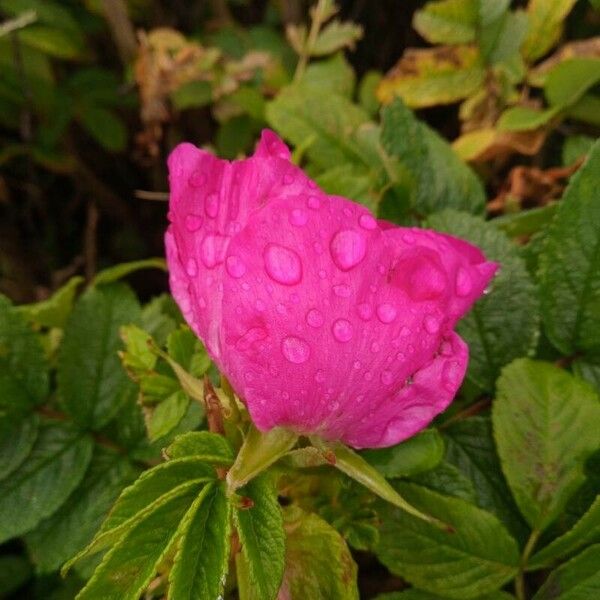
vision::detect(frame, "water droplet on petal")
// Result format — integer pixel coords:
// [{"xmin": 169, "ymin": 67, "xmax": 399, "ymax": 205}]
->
[
  {"xmin": 282, "ymin": 336, "xmax": 311, "ymax": 364},
  {"xmin": 377, "ymin": 303, "xmax": 397, "ymax": 324},
  {"xmin": 399, "ymin": 326, "xmax": 411, "ymax": 337},
  {"xmin": 357, "ymin": 303, "xmax": 373, "ymax": 321},
  {"xmin": 314, "ymin": 369, "xmax": 325, "ymax": 383},
  {"xmin": 185, "ymin": 213, "xmax": 203, "ymax": 231},
  {"xmin": 276, "ymin": 303, "xmax": 287, "ymax": 315},
  {"xmin": 318, "ymin": 269, "xmax": 327, "ymax": 279},
  {"xmin": 381, "ymin": 370, "xmax": 393, "ymax": 385},
  {"xmin": 236, "ymin": 327, "xmax": 268, "ymax": 351},
  {"xmin": 289, "ymin": 208, "xmax": 308, "ymax": 226},
  {"xmin": 205, "ymin": 193, "xmax": 219, "ymax": 218},
  {"xmin": 332, "ymin": 319, "xmax": 353, "ymax": 342},
  {"xmin": 396, "ymin": 351, "xmax": 405, "ymax": 361},
  {"xmin": 330, "ymin": 229, "xmax": 367, "ymax": 271},
  {"xmin": 333, "ymin": 284, "xmax": 351, "ymax": 298},
  {"xmin": 264, "ymin": 243, "xmax": 302, "ymax": 285},
  {"xmin": 283, "ymin": 172, "xmax": 295, "ymax": 185},
  {"xmin": 353, "ymin": 360, "xmax": 362, "ymax": 370},
  {"xmin": 371, "ymin": 341, "xmax": 380, "ymax": 353},
  {"xmin": 364, "ymin": 371, "xmax": 373, "ymax": 382},
  {"xmin": 306, "ymin": 308, "xmax": 324, "ymax": 328},
  {"xmin": 226, "ymin": 255, "xmax": 246, "ymax": 278},
  {"xmin": 189, "ymin": 170, "xmax": 207, "ymax": 187},
  {"xmin": 443, "ymin": 360, "xmax": 462, "ymax": 391},
  {"xmin": 201, "ymin": 234, "xmax": 229, "ymax": 268},
  {"xmin": 423, "ymin": 314, "xmax": 440, "ymax": 334},
  {"xmin": 307, "ymin": 195, "xmax": 321, "ymax": 209},
  {"xmin": 402, "ymin": 232, "xmax": 415, "ymax": 244},
  {"xmin": 455, "ymin": 267, "xmax": 472, "ymax": 297},
  {"xmin": 185, "ymin": 257, "xmax": 198, "ymax": 277},
  {"xmin": 255, "ymin": 299, "xmax": 266, "ymax": 312},
  {"xmin": 359, "ymin": 214, "xmax": 377, "ymax": 230}
]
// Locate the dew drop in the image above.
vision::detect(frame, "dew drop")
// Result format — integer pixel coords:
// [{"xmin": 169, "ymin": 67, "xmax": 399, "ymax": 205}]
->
[
  {"xmin": 402, "ymin": 232, "xmax": 415, "ymax": 244},
  {"xmin": 205, "ymin": 193, "xmax": 219, "ymax": 218},
  {"xmin": 439, "ymin": 340, "xmax": 453, "ymax": 356},
  {"xmin": 359, "ymin": 214, "xmax": 377, "ymax": 230},
  {"xmin": 333, "ymin": 284, "xmax": 351, "ymax": 298},
  {"xmin": 201, "ymin": 234, "xmax": 229, "ymax": 268},
  {"xmin": 353, "ymin": 360, "xmax": 362, "ymax": 370},
  {"xmin": 283, "ymin": 172, "xmax": 295, "ymax": 185},
  {"xmin": 364, "ymin": 371, "xmax": 373, "ymax": 382},
  {"xmin": 226, "ymin": 255, "xmax": 246, "ymax": 278},
  {"xmin": 443, "ymin": 360, "xmax": 462, "ymax": 391},
  {"xmin": 185, "ymin": 257, "xmax": 198, "ymax": 277},
  {"xmin": 306, "ymin": 308, "xmax": 324, "ymax": 328},
  {"xmin": 314, "ymin": 369, "xmax": 325, "ymax": 383},
  {"xmin": 330, "ymin": 400, "xmax": 340, "ymax": 411},
  {"xmin": 381, "ymin": 370, "xmax": 393, "ymax": 385},
  {"xmin": 276, "ymin": 303, "xmax": 287, "ymax": 315},
  {"xmin": 282, "ymin": 336, "xmax": 311, "ymax": 364},
  {"xmin": 371, "ymin": 341, "xmax": 380, "ymax": 353},
  {"xmin": 330, "ymin": 229, "xmax": 367, "ymax": 271},
  {"xmin": 307, "ymin": 195, "xmax": 321, "ymax": 209},
  {"xmin": 332, "ymin": 319, "xmax": 353, "ymax": 342},
  {"xmin": 189, "ymin": 170, "xmax": 207, "ymax": 188},
  {"xmin": 185, "ymin": 213, "xmax": 203, "ymax": 232},
  {"xmin": 396, "ymin": 351, "xmax": 405, "ymax": 361},
  {"xmin": 357, "ymin": 303, "xmax": 373, "ymax": 321},
  {"xmin": 255, "ymin": 299, "xmax": 266, "ymax": 312},
  {"xmin": 318, "ymin": 269, "xmax": 327, "ymax": 279},
  {"xmin": 377, "ymin": 303, "xmax": 397, "ymax": 324},
  {"xmin": 455, "ymin": 267, "xmax": 472, "ymax": 297},
  {"xmin": 264, "ymin": 243, "xmax": 302, "ymax": 285},
  {"xmin": 399, "ymin": 326, "xmax": 411, "ymax": 337},
  {"xmin": 423, "ymin": 314, "xmax": 440, "ymax": 334},
  {"xmin": 289, "ymin": 208, "xmax": 308, "ymax": 226}
]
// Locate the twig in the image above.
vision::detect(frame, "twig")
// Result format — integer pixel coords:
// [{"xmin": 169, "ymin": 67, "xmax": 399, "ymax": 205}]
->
[
  {"xmin": 0, "ymin": 10, "xmax": 36, "ymax": 38},
  {"xmin": 100, "ymin": 0, "xmax": 137, "ymax": 65},
  {"xmin": 135, "ymin": 190, "xmax": 169, "ymax": 201},
  {"xmin": 84, "ymin": 201, "xmax": 99, "ymax": 283}
]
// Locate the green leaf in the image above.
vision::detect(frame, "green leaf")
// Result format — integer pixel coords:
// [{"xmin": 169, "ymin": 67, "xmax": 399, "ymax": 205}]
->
[
  {"xmin": 78, "ymin": 105, "xmax": 126, "ymax": 152},
  {"xmin": 315, "ymin": 164, "xmax": 377, "ymax": 212},
  {"xmin": 227, "ymin": 426, "xmax": 298, "ymax": 492},
  {"xmin": 166, "ymin": 431, "xmax": 235, "ymax": 464},
  {"xmin": 266, "ymin": 85, "xmax": 371, "ymax": 170},
  {"xmin": 375, "ymin": 483, "xmax": 519, "ymax": 599},
  {"xmin": 426, "ymin": 210, "xmax": 539, "ymax": 390},
  {"xmin": 562, "ymin": 135, "xmax": 596, "ymax": 166},
  {"xmin": 171, "ymin": 80, "xmax": 212, "ymax": 111},
  {"xmin": 166, "ymin": 326, "xmax": 210, "ymax": 376},
  {"xmin": 375, "ymin": 591, "xmax": 515, "ymax": 600},
  {"xmin": 24, "ymin": 446, "xmax": 139, "ymax": 574},
  {"xmin": 522, "ymin": 0, "xmax": 578, "ymax": 62},
  {"xmin": 382, "ymin": 101, "xmax": 486, "ymax": 216},
  {"xmin": 147, "ymin": 391, "xmax": 189, "ymax": 442},
  {"xmin": 443, "ymin": 417, "xmax": 529, "ymax": 542},
  {"xmin": 93, "ymin": 258, "xmax": 167, "ymax": 287},
  {"xmin": 410, "ymin": 460, "xmax": 477, "ymax": 503},
  {"xmin": 0, "ymin": 420, "xmax": 93, "ymax": 543},
  {"xmin": 361, "ymin": 429, "xmax": 445, "ymax": 478},
  {"xmin": 17, "ymin": 276, "xmax": 84, "ymax": 329},
  {"xmin": 168, "ymin": 482, "xmax": 230, "ymax": 600},
  {"xmin": 358, "ymin": 70, "xmax": 383, "ymax": 117},
  {"xmin": 58, "ymin": 283, "xmax": 141, "ymax": 429},
  {"xmin": 493, "ymin": 359, "xmax": 600, "ymax": 531},
  {"xmin": 0, "ymin": 555, "xmax": 32, "ymax": 597},
  {"xmin": 544, "ymin": 58, "xmax": 600, "ymax": 108},
  {"xmin": 539, "ymin": 141, "xmax": 600, "ymax": 354},
  {"xmin": 481, "ymin": 10, "xmax": 529, "ymax": 65},
  {"xmin": 303, "ymin": 53, "xmax": 356, "ymax": 97},
  {"xmin": 310, "ymin": 19, "xmax": 363, "ymax": 56},
  {"xmin": 235, "ymin": 475, "xmax": 285, "ymax": 600},
  {"xmin": 0, "ymin": 295, "xmax": 49, "ymax": 416},
  {"xmin": 312, "ymin": 438, "xmax": 445, "ymax": 529},
  {"xmin": 16, "ymin": 25, "xmax": 87, "ymax": 60},
  {"xmin": 573, "ymin": 358, "xmax": 600, "ymax": 394},
  {"xmin": 0, "ymin": 414, "xmax": 39, "ymax": 481},
  {"xmin": 76, "ymin": 484, "xmax": 201, "ymax": 600},
  {"xmin": 497, "ymin": 106, "xmax": 558, "ymax": 131},
  {"xmin": 529, "ymin": 495, "xmax": 600, "ymax": 569},
  {"xmin": 377, "ymin": 46, "xmax": 485, "ymax": 108},
  {"xmin": 413, "ymin": 0, "xmax": 478, "ymax": 45},
  {"xmin": 276, "ymin": 507, "xmax": 359, "ymax": 599},
  {"xmin": 566, "ymin": 94, "xmax": 600, "ymax": 126},
  {"xmin": 532, "ymin": 544, "xmax": 600, "ymax": 600}
]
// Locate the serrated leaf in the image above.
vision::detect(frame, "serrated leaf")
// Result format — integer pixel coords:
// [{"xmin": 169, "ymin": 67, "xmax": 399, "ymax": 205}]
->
[
  {"xmin": 529, "ymin": 495, "xmax": 600, "ymax": 569},
  {"xmin": 494, "ymin": 359, "xmax": 600, "ymax": 531},
  {"xmin": 147, "ymin": 390, "xmax": 189, "ymax": 441},
  {"xmin": 375, "ymin": 483, "xmax": 519, "ymax": 599},
  {"xmin": 76, "ymin": 483, "xmax": 201, "ymax": 600},
  {"xmin": 234, "ymin": 475, "xmax": 285, "ymax": 600},
  {"xmin": 522, "ymin": 0, "xmax": 578, "ymax": 62},
  {"xmin": 0, "ymin": 295, "xmax": 49, "ymax": 416},
  {"xmin": 0, "ymin": 420, "xmax": 93, "ymax": 543},
  {"xmin": 303, "ymin": 53, "xmax": 356, "ymax": 97},
  {"xmin": 277, "ymin": 507, "xmax": 359, "ymax": 599},
  {"xmin": 310, "ymin": 19, "xmax": 363, "ymax": 56},
  {"xmin": 166, "ymin": 431, "xmax": 234, "ymax": 464},
  {"xmin": 0, "ymin": 414, "xmax": 39, "ymax": 481},
  {"xmin": 168, "ymin": 482, "xmax": 230, "ymax": 600},
  {"xmin": 413, "ymin": 0, "xmax": 478, "ymax": 45},
  {"xmin": 25, "ymin": 446, "xmax": 139, "ymax": 574},
  {"xmin": 93, "ymin": 258, "xmax": 167, "ymax": 287},
  {"xmin": 376, "ymin": 590, "xmax": 515, "ymax": 600},
  {"xmin": 426, "ymin": 210, "xmax": 539, "ymax": 389},
  {"xmin": 382, "ymin": 103, "xmax": 485, "ymax": 216},
  {"xmin": 78, "ymin": 105, "xmax": 126, "ymax": 152},
  {"xmin": 58, "ymin": 283, "xmax": 141, "ymax": 429},
  {"xmin": 377, "ymin": 46, "xmax": 485, "ymax": 108},
  {"xmin": 315, "ymin": 164, "xmax": 377, "ymax": 211},
  {"xmin": 361, "ymin": 429, "xmax": 444, "ymax": 478},
  {"xmin": 266, "ymin": 85, "xmax": 371, "ymax": 170},
  {"xmin": 410, "ymin": 460, "xmax": 478, "ymax": 503},
  {"xmin": 538, "ymin": 141, "xmax": 600, "ymax": 354},
  {"xmin": 17, "ymin": 276, "xmax": 84, "ymax": 329},
  {"xmin": 532, "ymin": 544, "xmax": 600, "ymax": 600},
  {"xmin": 443, "ymin": 417, "xmax": 529, "ymax": 542},
  {"xmin": 166, "ymin": 326, "xmax": 210, "ymax": 376}
]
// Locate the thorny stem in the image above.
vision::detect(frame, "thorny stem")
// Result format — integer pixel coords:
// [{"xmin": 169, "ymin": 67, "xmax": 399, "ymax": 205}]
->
[{"xmin": 515, "ymin": 529, "xmax": 541, "ymax": 600}]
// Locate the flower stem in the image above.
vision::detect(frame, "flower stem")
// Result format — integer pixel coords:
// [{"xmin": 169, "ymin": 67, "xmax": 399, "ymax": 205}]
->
[{"xmin": 515, "ymin": 529, "xmax": 541, "ymax": 600}]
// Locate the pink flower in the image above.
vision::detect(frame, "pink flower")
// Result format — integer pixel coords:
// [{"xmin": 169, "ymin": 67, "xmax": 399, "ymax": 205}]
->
[{"xmin": 165, "ymin": 131, "xmax": 498, "ymax": 449}]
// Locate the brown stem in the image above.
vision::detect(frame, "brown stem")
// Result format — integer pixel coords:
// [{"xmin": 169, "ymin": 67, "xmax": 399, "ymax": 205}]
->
[
  {"xmin": 84, "ymin": 201, "xmax": 99, "ymax": 283},
  {"xmin": 100, "ymin": 0, "xmax": 138, "ymax": 65}
]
